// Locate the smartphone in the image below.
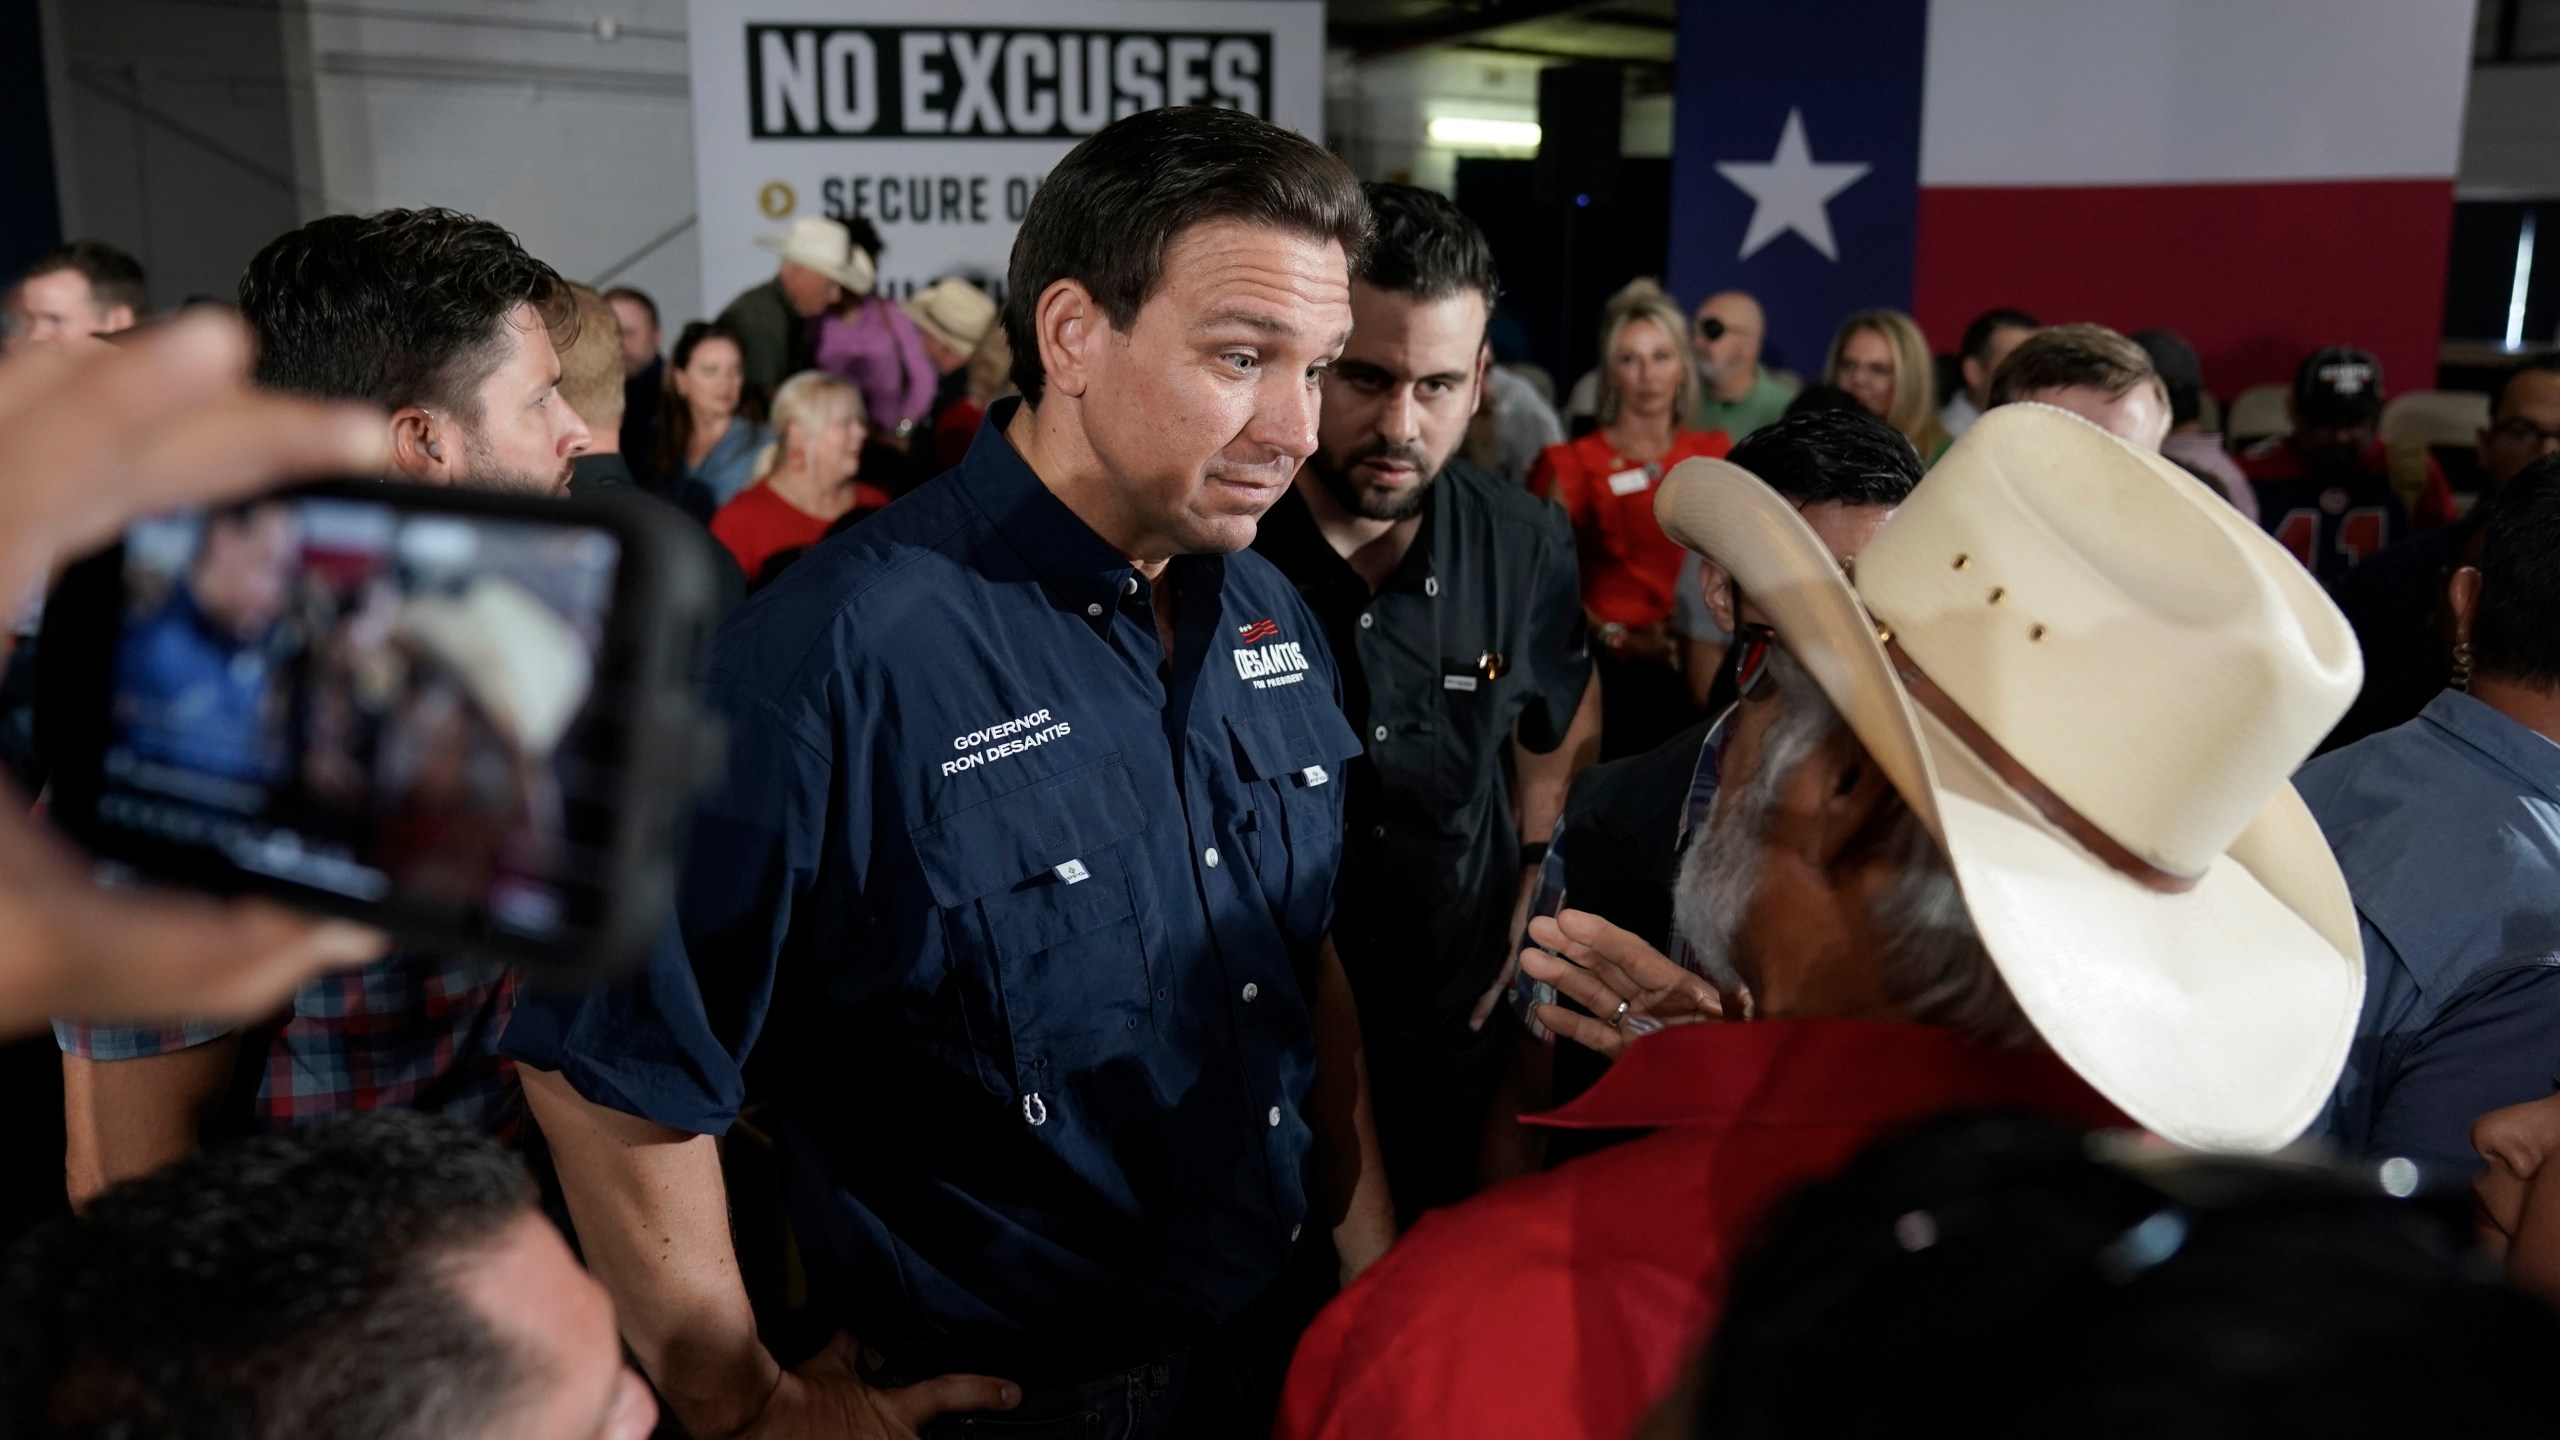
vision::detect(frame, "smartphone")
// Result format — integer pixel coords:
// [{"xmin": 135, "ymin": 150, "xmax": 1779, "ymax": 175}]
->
[{"xmin": 39, "ymin": 479, "xmax": 724, "ymax": 984}]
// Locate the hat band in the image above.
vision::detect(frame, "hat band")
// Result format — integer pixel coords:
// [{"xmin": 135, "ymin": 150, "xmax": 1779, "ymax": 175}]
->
[{"xmin": 1882, "ymin": 639, "xmax": 2203, "ymax": 895}]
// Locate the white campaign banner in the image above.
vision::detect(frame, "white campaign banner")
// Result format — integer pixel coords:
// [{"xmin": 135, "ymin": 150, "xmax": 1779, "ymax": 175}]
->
[{"xmin": 688, "ymin": 0, "xmax": 1327, "ymax": 316}]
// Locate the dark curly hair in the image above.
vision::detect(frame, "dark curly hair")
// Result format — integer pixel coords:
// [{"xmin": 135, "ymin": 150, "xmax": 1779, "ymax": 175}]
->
[
  {"xmin": 236, "ymin": 207, "xmax": 571, "ymax": 419},
  {"xmin": 0, "ymin": 1112, "xmax": 537, "ymax": 1440},
  {"xmin": 1004, "ymin": 106, "xmax": 1369, "ymax": 406}
]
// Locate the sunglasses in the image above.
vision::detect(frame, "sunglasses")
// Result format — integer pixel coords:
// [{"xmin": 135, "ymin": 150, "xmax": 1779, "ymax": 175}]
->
[{"xmin": 1727, "ymin": 622, "xmax": 1778, "ymax": 701}]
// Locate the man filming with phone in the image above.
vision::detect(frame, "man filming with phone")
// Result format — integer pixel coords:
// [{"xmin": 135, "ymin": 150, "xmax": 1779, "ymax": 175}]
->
[{"xmin": 55, "ymin": 208, "xmax": 591, "ymax": 1201}]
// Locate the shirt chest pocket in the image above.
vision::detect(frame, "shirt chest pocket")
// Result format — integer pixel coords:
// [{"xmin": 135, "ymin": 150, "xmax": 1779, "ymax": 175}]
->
[
  {"xmin": 911, "ymin": 758, "xmax": 1152, "ymax": 1103},
  {"xmin": 1226, "ymin": 702, "xmax": 1364, "ymax": 940}
]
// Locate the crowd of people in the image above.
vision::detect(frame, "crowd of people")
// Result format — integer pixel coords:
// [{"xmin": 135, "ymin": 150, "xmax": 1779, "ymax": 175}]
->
[{"xmin": 0, "ymin": 102, "xmax": 2556, "ymax": 1439}]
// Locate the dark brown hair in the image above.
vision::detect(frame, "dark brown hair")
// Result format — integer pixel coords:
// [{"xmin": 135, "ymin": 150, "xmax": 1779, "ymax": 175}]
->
[
  {"xmin": 238, "ymin": 208, "xmax": 569, "ymax": 419},
  {"xmin": 656, "ymin": 320, "xmax": 760, "ymax": 480},
  {"xmin": 1003, "ymin": 106, "xmax": 1370, "ymax": 405},
  {"xmin": 25, "ymin": 239, "xmax": 149, "ymax": 318},
  {"xmin": 1987, "ymin": 323, "xmax": 2165, "ymax": 410}
]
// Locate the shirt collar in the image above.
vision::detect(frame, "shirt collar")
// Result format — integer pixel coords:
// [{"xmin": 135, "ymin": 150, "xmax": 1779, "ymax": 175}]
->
[
  {"xmin": 1526, "ymin": 1019, "xmax": 2125, "ymax": 1134},
  {"xmin": 2421, "ymin": 688, "xmax": 2560, "ymax": 806},
  {"xmin": 959, "ymin": 397, "xmax": 1182, "ymax": 622},
  {"xmin": 1257, "ymin": 472, "xmax": 1440, "ymax": 596}
]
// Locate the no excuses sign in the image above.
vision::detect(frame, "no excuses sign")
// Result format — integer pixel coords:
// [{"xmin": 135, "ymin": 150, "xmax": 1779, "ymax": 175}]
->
[{"xmin": 689, "ymin": 0, "xmax": 1324, "ymax": 315}]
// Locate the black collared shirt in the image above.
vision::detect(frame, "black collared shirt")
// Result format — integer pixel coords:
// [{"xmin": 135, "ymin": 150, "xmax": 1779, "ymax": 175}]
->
[
  {"xmin": 1252, "ymin": 460, "xmax": 1588, "ymax": 1038},
  {"xmin": 507, "ymin": 400, "xmax": 1361, "ymax": 1383}
]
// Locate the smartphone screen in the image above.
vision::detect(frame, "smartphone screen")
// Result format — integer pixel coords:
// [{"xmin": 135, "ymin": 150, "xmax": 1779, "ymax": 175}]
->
[{"xmin": 89, "ymin": 493, "xmax": 626, "ymax": 946}]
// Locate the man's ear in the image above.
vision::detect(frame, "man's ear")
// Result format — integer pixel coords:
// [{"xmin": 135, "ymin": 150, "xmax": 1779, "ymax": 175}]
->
[
  {"xmin": 1471, "ymin": 342, "xmax": 1493, "ymax": 421},
  {"xmin": 1034, "ymin": 278, "xmax": 1103, "ymax": 402},
  {"xmin": 101, "ymin": 305, "xmax": 137, "ymax": 333},
  {"xmin": 1961, "ymin": 355, "xmax": 1988, "ymax": 399},
  {"xmin": 2449, "ymin": 564, "xmax": 2484, "ymax": 648},
  {"xmin": 1700, "ymin": 559, "xmax": 1737, "ymax": 637},
  {"xmin": 1801, "ymin": 727, "xmax": 1902, "ymax": 877},
  {"xmin": 387, "ymin": 407, "xmax": 446, "ymax": 483}
]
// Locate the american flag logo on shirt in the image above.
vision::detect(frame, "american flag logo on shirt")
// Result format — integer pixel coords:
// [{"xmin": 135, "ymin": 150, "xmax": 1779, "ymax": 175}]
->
[{"xmin": 1237, "ymin": 619, "xmax": 1281, "ymax": 643}]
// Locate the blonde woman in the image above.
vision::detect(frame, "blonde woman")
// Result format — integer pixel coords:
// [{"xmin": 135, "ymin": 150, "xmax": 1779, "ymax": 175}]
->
[
  {"xmin": 1826, "ymin": 309, "xmax": 1949, "ymax": 461},
  {"xmin": 1530, "ymin": 279, "xmax": 1729, "ymax": 757},
  {"xmin": 709, "ymin": 371, "xmax": 889, "ymax": 585}
]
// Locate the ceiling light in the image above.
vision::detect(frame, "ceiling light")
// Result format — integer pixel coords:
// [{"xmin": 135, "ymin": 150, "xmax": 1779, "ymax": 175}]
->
[{"xmin": 1428, "ymin": 117, "xmax": 1541, "ymax": 150}]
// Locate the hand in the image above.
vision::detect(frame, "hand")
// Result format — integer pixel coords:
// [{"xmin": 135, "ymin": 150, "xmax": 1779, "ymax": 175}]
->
[
  {"xmin": 1519, "ymin": 908, "xmax": 1724, "ymax": 1063},
  {"xmin": 0, "ymin": 312, "xmax": 388, "ymax": 600},
  {"xmin": 0, "ymin": 312, "xmax": 397, "ymax": 1036},
  {"xmin": 736, "ymin": 1335, "xmax": 1018, "ymax": 1440},
  {"xmin": 1619, "ymin": 623, "xmax": 1681, "ymax": 668}
]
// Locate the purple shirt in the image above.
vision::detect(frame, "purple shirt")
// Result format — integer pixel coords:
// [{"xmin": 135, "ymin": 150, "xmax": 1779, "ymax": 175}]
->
[{"xmin": 814, "ymin": 296, "xmax": 938, "ymax": 433}]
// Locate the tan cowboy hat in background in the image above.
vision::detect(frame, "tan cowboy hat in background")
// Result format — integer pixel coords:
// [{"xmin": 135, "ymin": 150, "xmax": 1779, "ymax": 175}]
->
[
  {"xmin": 398, "ymin": 577, "xmax": 595, "ymax": 759},
  {"xmin": 755, "ymin": 217, "xmax": 876, "ymax": 296},
  {"xmin": 1655, "ymin": 403, "xmax": 2365, "ymax": 1153},
  {"xmin": 904, "ymin": 278, "xmax": 998, "ymax": 356}
]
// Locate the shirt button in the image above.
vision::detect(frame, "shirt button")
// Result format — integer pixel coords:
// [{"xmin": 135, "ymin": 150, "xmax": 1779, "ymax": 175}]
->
[
  {"xmin": 1291, "ymin": 1223, "xmax": 1303, "ymax": 1241},
  {"xmin": 1123, "ymin": 576, "xmax": 1139, "ymax": 596},
  {"xmin": 1424, "ymin": 577, "xmax": 1439, "ymax": 597},
  {"xmin": 1267, "ymin": 1106, "xmax": 1282, "ymax": 1128},
  {"xmin": 1085, "ymin": 602, "xmax": 1103, "ymax": 618},
  {"xmin": 1372, "ymin": 725, "xmax": 1388, "ymax": 742},
  {"xmin": 1242, "ymin": 982, "xmax": 1260, "ymax": 1002},
  {"xmin": 1371, "ymin": 825, "xmax": 1385, "ymax": 839},
  {"xmin": 1359, "ymin": 613, "xmax": 1374, "ymax": 629},
  {"xmin": 1203, "ymin": 846, "xmax": 1221, "ymax": 868}
]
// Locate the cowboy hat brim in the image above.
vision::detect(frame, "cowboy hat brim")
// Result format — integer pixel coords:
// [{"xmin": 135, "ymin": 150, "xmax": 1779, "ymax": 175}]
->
[
  {"xmin": 754, "ymin": 234, "xmax": 877, "ymax": 295},
  {"xmin": 1656, "ymin": 456, "xmax": 2362, "ymax": 1153}
]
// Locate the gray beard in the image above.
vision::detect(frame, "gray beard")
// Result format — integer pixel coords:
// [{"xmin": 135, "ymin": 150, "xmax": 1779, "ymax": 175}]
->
[{"xmin": 1671, "ymin": 767, "xmax": 1769, "ymax": 1005}]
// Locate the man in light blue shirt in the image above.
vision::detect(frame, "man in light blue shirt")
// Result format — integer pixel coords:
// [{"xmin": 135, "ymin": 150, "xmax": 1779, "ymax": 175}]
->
[{"xmin": 2298, "ymin": 459, "xmax": 2560, "ymax": 1178}]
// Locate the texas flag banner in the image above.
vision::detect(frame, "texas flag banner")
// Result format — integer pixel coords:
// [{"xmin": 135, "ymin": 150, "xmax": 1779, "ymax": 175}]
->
[{"xmin": 1668, "ymin": 0, "xmax": 2477, "ymax": 394}]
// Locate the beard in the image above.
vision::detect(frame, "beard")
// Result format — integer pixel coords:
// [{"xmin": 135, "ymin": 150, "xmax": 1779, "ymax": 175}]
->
[
  {"xmin": 1307, "ymin": 436, "xmax": 1441, "ymax": 522},
  {"xmin": 462, "ymin": 431, "xmax": 574, "ymax": 497},
  {"xmin": 1671, "ymin": 761, "xmax": 1775, "ymax": 1006}
]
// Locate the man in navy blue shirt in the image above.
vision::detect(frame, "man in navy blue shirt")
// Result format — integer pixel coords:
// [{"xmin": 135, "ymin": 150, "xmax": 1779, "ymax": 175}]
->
[
  {"xmin": 2299, "ymin": 459, "xmax": 2560, "ymax": 1180},
  {"xmin": 508, "ymin": 108, "xmax": 1391, "ymax": 1440}
]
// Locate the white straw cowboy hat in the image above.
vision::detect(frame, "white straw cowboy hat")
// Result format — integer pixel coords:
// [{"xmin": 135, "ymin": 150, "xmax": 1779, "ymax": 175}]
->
[
  {"xmin": 1656, "ymin": 403, "xmax": 2365, "ymax": 1153},
  {"xmin": 904, "ymin": 277, "xmax": 998, "ymax": 355},
  {"xmin": 398, "ymin": 577, "xmax": 594, "ymax": 759},
  {"xmin": 755, "ymin": 216, "xmax": 877, "ymax": 296}
]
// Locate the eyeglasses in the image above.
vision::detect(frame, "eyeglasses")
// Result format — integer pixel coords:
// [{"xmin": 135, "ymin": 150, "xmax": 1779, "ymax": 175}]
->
[
  {"xmin": 2488, "ymin": 418, "xmax": 2560, "ymax": 449},
  {"xmin": 1727, "ymin": 622, "xmax": 1777, "ymax": 701}
]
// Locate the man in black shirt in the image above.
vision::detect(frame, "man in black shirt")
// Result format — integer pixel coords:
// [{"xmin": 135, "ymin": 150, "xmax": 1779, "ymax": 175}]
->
[{"xmin": 1254, "ymin": 184, "xmax": 1597, "ymax": 1220}]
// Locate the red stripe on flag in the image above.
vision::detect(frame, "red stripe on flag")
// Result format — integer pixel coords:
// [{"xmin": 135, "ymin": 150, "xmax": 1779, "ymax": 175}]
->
[{"xmin": 1913, "ymin": 178, "xmax": 2456, "ymax": 396}]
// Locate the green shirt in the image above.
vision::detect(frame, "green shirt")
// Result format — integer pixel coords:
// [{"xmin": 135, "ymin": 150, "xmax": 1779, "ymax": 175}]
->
[
  {"xmin": 714, "ymin": 277, "xmax": 806, "ymax": 398},
  {"xmin": 1692, "ymin": 367, "xmax": 1796, "ymax": 442}
]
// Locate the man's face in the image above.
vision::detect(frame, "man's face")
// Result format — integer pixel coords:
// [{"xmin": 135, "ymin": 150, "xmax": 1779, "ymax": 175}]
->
[
  {"xmin": 449, "ymin": 303, "xmax": 592, "ymax": 496},
  {"xmin": 778, "ymin": 261, "xmax": 842, "ymax": 318},
  {"xmin": 192, "ymin": 505, "xmax": 300, "ymax": 641},
  {"xmin": 2017, "ymin": 383, "xmax": 2170, "ymax": 452},
  {"xmin": 449, "ymin": 1213, "xmax": 659, "ymax": 1440},
  {"xmin": 20, "ymin": 268, "xmax": 134, "ymax": 344},
  {"xmin": 2479, "ymin": 369, "xmax": 2560, "ymax": 486},
  {"xmin": 2473, "ymin": 1090, "xmax": 2560, "ymax": 1305},
  {"xmin": 2292, "ymin": 417, "xmax": 2376, "ymax": 475},
  {"xmin": 607, "ymin": 297, "xmax": 659, "ymax": 377},
  {"xmin": 1306, "ymin": 281, "xmax": 1487, "ymax": 522},
  {"xmin": 1074, "ymin": 218, "xmax": 1350, "ymax": 557},
  {"xmin": 1690, "ymin": 294, "xmax": 1763, "ymax": 385},
  {"xmin": 1962, "ymin": 324, "xmax": 2035, "ymax": 409}
]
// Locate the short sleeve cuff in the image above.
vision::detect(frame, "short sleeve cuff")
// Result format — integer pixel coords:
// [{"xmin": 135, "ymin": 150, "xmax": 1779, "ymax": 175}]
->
[{"xmin": 55, "ymin": 1017, "xmax": 234, "ymax": 1060}]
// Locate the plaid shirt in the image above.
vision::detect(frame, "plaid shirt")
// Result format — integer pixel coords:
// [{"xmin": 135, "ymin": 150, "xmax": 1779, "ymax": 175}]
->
[
  {"xmin": 55, "ymin": 950, "xmax": 520, "ymax": 1140},
  {"xmin": 1514, "ymin": 709, "xmax": 1731, "ymax": 1040}
]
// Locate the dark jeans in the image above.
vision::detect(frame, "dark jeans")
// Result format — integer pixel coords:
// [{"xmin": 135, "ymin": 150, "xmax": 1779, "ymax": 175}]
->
[
  {"xmin": 855, "ymin": 1241, "xmax": 1338, "ymax": 1440},
  {"xmin": 1368, "ymin": 1006, "xmax": 1515, "ymax": 1225}
]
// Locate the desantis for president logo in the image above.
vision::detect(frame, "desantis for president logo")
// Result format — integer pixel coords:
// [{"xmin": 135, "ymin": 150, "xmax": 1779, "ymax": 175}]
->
[{"xmin": 1233, "ymin": 620, "xmax": 1307, "ymax": 689}]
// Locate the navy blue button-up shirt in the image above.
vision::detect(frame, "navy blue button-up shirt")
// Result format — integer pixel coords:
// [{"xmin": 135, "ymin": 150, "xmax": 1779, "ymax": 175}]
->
[
  {"xmin": 506, "ymin": 401, "xmax": 1362, "ymax": 1382},
  {"xmin": 2298, "ymin": 688, "xmax": 2560, "ymax": 1178}
]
